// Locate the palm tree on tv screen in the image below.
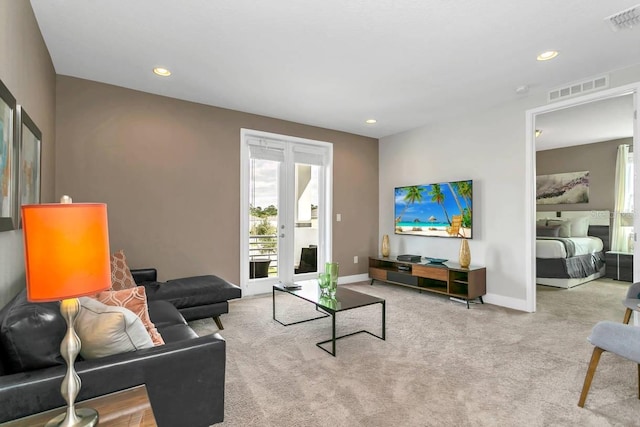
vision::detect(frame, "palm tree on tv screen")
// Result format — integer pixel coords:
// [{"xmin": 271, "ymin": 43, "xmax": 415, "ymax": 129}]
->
[
  {"xmin": 429, "ymin": 184, "xmax": 452, "ymax": 225},
  {"xmin": 395, "ymin": 186, "xmax": 423, "ymax": 223},
  {"xmin": 454, "ymin": 181, "xmax": 472, "ymax": 213},
  {"xmin": 452, "ymin": 181, "xmax": 472, "ymax": 228},
  {"xmin": 446, "ymin": 182, "xmax": 464, "ymax": 216}
]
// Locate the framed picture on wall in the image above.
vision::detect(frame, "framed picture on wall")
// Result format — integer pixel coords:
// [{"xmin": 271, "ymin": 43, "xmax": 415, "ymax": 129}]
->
[
  {"xmin": 18, "ymin": 106, "xmax": 42, "ymax": 217},
  {"xmin": 536, "ymin": 170, "xmax": 590, "ymax": 205},
  {"xmin": 0, "ymin": 78, "xmax": 17, "ymax": 230}
]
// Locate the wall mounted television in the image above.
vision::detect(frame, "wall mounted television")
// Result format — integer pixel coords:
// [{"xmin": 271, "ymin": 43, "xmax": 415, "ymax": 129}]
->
[{"xmin": 394, "ymin": 180, "xmax": 473, "ymax": 238}]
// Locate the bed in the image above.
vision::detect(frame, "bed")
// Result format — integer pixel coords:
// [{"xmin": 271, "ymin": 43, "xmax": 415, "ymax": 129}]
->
[{"xmin": 536, "ymin": 210, "xmax": 610, "ymax": 288}]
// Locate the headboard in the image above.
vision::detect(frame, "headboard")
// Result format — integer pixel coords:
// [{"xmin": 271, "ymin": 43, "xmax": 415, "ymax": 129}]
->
[{"xmin": 536, "ymin": 210, "xmax": 611, "ymax": 252}]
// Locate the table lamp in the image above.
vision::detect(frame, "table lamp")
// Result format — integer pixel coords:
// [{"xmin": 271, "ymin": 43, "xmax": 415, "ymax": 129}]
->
[{"xmin": 22, "ymin": 196, "xmax": 111, "ymax": 427}]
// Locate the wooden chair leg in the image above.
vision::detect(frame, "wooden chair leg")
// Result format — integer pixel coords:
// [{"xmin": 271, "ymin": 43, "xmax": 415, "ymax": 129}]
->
[
  {"xmin": 213, "ymin": 316, "xmax": 224, "ymax": 330},
  {"xmin": 623, "ymin": 308, "xmax": 633, "ymax": 324},
  {"xmin": 579, "ymin": 347, "xmax": 605, "ymax": 408}
]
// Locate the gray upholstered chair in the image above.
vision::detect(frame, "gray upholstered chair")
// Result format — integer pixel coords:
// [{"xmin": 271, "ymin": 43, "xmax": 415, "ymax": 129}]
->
[
  {"xmin": 622, "ymin": 282, "xmax": 640, "ymax": 324},
  {"xmin": 578, "ymin": 320, "xmax": 640, "ymax": 407}
]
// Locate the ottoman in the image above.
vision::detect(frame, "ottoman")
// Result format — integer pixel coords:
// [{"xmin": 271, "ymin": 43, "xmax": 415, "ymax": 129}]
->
[{"xmin": 132, "ymin": 269, "xmax": 242, "ymax": 330}]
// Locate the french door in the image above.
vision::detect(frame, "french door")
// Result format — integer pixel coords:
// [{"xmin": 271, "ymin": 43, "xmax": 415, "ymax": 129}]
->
[{"xmin": 240, "ymin": 129, "xmax": 332, "ymax": 296}]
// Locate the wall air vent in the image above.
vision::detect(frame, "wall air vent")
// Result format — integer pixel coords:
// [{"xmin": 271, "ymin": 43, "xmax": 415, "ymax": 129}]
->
[
  {"xmin": 547, "ymin": 75, "xmax": 609, "ymax": 103},
  {"xmin": 605, "ymin": 4, "xmax": 640, "ymax": 32}
]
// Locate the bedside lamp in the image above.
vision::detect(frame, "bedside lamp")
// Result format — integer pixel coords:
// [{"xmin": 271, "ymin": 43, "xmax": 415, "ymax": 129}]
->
[{"xmin": 22, "ymin": 196, "xmax": 111, "ymax": 427}]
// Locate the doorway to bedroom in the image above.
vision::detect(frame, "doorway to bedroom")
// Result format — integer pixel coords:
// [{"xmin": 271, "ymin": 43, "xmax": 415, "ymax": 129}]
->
[{"xmin": 528, "ymin": 84, "xmax": 639, "ymax": 314}]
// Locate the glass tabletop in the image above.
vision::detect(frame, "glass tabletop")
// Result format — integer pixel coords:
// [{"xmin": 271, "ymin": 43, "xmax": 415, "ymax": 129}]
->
[{"xmin": 274, "ymin": 280, "xmax": 384, "ymax": 312}]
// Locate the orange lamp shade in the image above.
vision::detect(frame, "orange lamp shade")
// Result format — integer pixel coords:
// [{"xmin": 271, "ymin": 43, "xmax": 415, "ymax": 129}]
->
[{"xmin": 22, "ymin": 203, "xmax": 111, "ymax": 302}]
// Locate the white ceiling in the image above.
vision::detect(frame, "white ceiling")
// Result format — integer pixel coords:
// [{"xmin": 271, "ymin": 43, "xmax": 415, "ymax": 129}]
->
[
  {"xmin": 535, "ymin": 94, "xmax": 635, "ymax": 151},
  {"xmin": 30, "ymin": 0, "xmax": 640, "ymax": 139}
]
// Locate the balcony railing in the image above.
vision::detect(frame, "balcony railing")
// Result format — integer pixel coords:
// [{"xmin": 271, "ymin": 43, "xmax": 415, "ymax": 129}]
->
[
  {"xmin": 249, "ymin": 231, "xmax": 318, "ymax": 278},
  {"xmin": 249, "ymin": 234, "xmax": 278, "ymax": 277}
]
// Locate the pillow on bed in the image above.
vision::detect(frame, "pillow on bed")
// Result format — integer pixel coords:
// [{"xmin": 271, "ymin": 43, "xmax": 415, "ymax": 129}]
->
[
  {"xmin": 537, "ymin": 225, "xmax": 561, "ymax": 237},
  {"xmin": 546, "ymin": 219, "xmax": 571, "ymax": 237},
  {"xmin": 567, "ymin": 216, "xmax": 590, "ymax": 237},
  {"xmin": 536, "ymin": 219, "xmax": 548, "ymax": 227}
]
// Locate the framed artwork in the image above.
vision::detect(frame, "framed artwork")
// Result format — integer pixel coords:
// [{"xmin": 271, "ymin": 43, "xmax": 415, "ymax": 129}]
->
[
  {"xmin": 536, "ymin": 170, "xmax": 590, "ymax": 205},
  {"xmin": 0, "ymin": 78, "xmax": 17, "ymax": 230},
  {"xmin": 18, "ymin": 106, "xmax": 42, "ymax": 210}
]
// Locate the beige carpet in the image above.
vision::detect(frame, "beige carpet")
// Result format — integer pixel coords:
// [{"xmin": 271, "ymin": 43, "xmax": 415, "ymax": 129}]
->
[{"xmin": 190, "ymin": 278, "xmax": 639, "ymax": 426}]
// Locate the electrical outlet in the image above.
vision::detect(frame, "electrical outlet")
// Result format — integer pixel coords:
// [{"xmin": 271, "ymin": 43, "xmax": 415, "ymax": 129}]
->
[
  {"xmin": 354, "ymin": 256, "xmax": 358, "ymax": 263},
  {"xmin": 336, "ymin": 213, "xmax": 341, "ymax": 222}
]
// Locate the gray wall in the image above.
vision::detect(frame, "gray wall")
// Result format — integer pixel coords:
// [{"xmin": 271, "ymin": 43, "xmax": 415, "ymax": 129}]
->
[
  {"xmin": 55, "ymin": 76, "xmax": 379, "ymax": 284},
  {"xmin": 536, "ymin": 138, "xmax": 632, "ymax": 212},
  {"xmin": 0, "ymin": 1, "xmax": 56, "ymax": 306}
]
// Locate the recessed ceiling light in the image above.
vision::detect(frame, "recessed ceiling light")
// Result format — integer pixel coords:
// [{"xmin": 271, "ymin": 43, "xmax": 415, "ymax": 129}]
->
[
  {"xmin": 536, "ymin": 51, "xmax": 559, "ymax": 61},
  {"xmin": 153, "ymin": 67, "xmax": 171, "ymax": 77},
  {"xmin": 365, "ymin": 119, "xmax": 377, "ymax": 124}
]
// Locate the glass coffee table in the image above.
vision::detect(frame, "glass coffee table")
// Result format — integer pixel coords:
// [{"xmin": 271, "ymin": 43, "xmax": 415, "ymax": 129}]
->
[{"xmin": 273, "ymin": 280, "xmax": 385, "ymax": 356}]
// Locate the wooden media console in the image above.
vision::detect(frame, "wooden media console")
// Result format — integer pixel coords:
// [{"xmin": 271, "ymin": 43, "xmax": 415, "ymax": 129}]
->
[{"xmin": 369, "ymin": 255, "xmax": 486, "ymax": 308}]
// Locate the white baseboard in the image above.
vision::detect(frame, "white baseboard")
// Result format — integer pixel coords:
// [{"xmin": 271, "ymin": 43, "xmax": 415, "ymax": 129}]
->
[
  {"xmin": 338, "ymin": 274, "xmax": 370, "ymax": 284},
  {"xmin": 483, "ymin": 293, "xmax": 532, "ymax": 313}
]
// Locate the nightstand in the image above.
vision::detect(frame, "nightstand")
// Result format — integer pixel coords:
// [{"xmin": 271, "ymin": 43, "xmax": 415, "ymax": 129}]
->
[{"xmin": 605, "ymin": 251, "xmax": 633, "ymax": 282}]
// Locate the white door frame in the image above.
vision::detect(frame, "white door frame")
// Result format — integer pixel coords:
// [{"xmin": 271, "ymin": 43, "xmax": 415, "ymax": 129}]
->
[
  {"xmin": 240, "ymin": 129, "xmax": 333, "ymax": 296},
  {"xmin": 525, "ymin": 82, "xmax": 640, "ymax": 313}
]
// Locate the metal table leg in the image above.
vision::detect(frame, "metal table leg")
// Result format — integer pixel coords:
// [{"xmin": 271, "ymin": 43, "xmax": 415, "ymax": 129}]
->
[{"xmin": 316, "ymin": 299, "xmax": 386, "ymax": 356}]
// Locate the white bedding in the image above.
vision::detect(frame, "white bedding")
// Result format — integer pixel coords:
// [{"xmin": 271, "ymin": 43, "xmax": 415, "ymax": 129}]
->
[{"xmin": 536, "ymin": 236, "xmax": 604, "ymax": 259}]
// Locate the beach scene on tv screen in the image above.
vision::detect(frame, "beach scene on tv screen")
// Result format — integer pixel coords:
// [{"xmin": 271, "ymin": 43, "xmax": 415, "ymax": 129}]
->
[{"xmin": 395, "ymin": 180, "xmax": 472, "ymax": 238}]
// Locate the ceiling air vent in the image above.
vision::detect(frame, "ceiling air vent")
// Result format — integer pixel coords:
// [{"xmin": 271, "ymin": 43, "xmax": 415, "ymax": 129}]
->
[
  {"xmin": 547, "ymin": 75, "xmax": 609, "ymax": 103},
  {"xmin": 605, "ymin": 4, "xmax": 640, "ymax": 32}
]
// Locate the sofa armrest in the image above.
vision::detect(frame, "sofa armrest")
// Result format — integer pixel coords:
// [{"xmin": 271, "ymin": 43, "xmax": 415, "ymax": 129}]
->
[
  {"xmin": 0, "ymin": 333, "xmax": 226, "ymax": 426},
  {"xmin": 131, "ymin": 268, "xmax": 157, "ymax": 283}
]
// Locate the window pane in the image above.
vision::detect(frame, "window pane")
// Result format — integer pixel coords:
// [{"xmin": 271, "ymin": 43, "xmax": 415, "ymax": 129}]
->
[
  {"xmin": 293, "ymin": 163, "xmax": 319, "ymax": 274},
  {"xmin": 249, "ymin": 158, "xmax": 279, "ymax": 278}
]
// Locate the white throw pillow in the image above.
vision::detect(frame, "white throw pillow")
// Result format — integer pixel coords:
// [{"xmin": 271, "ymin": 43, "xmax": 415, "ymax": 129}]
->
[
  {"xmin": 546, "ymin": 219, "xmax": 571, "ymax": 238},
  {"xmin": 567, "ymin": 216, "xmax": 590, "ymax": 237},
  {"xmin": 76, "ymin": 297, "xmax": 153, "ymax": 359}
]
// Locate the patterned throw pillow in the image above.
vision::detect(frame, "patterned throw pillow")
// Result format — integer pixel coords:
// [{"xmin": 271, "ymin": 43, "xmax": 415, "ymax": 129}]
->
[
  {"xmin": 94, "ymin": 287, "xmax": 165, "ymax": 346},
  {"xmin": 110, "ymin": 250, "xmax": 136, "ymax": 291}
]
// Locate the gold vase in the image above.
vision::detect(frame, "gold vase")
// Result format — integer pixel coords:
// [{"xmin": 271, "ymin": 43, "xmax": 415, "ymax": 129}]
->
[
  {"xmin": 381, "ymin": 234, "xmax": 390, "ymax": 257},
  {"xmin": 459, "ymin": 238, "xmax": 471, "ymax": 268}
]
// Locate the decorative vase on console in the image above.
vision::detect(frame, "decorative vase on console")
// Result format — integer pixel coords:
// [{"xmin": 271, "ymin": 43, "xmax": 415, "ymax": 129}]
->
[
  {"xmin": 381, "ymin": 234, "xmax": 390, "ymax": 257},
  {"xmin": 459, "ymin": 238, "xmax": 471, "ymax": 268}
]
